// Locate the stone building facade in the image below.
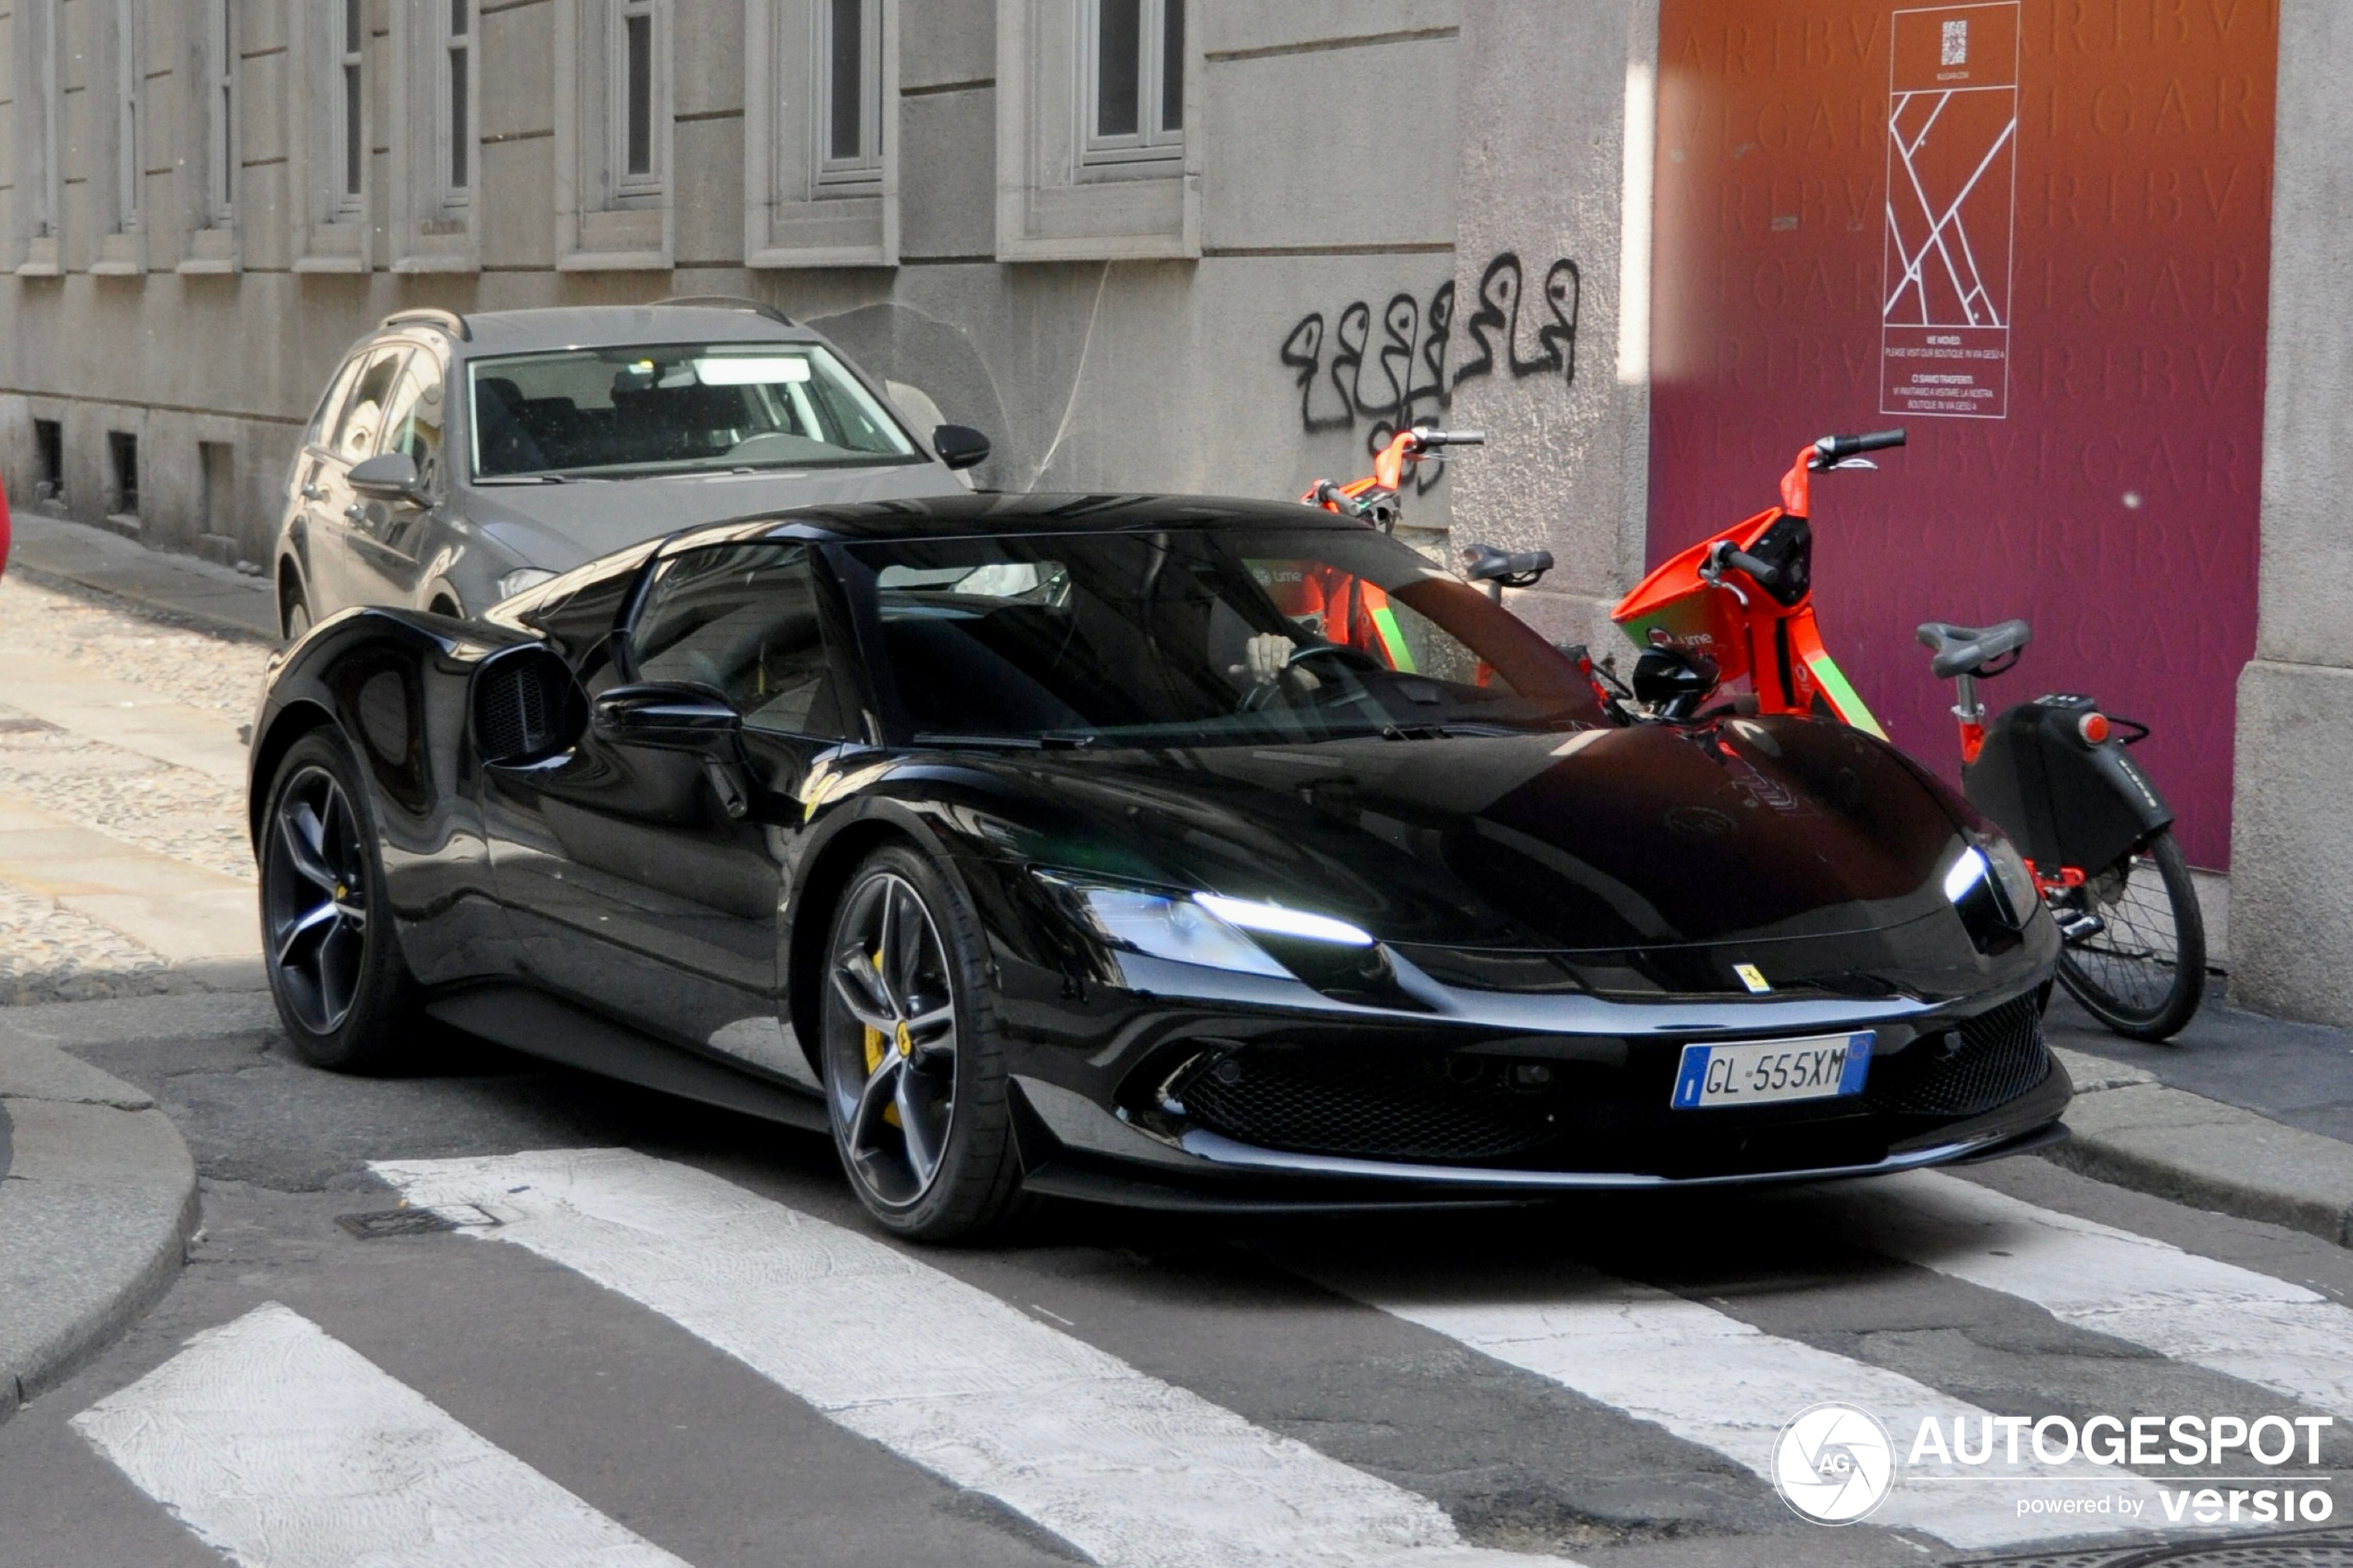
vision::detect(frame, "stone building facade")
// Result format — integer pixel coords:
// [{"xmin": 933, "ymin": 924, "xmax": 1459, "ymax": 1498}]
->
[{"xmin": 3, "ymin": 0, "xmax": 2350, "ymax": 1023}]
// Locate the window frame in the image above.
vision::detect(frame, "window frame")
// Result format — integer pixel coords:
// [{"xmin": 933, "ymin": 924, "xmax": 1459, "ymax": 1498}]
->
[
  {"xmin": 112, "ymin": 0, "xmax": 144, "ymax": 233},
  {"xmin": 199, "ymin": 0, "xmax": 237, "ymax": 225},
  {"xmin": 333, "ymin": 0, "xmax": 368, "ymax": 219},
  {"xmin": 19, "ymin": 0, "xmax": 64, "ymax": 246},
  {"xmin": 813, "ymin": 0, "xmax": 884, "ymax": 188},
  {"xmin": 440, "ymin": 0, "xmax": 475, "ymax": 207},
  {"xmin": 609, "ymin": 0, "xmax": 665, "ymax": 200},
  {"xmin": 1078, "ymin": 0, "xmax": 1182, "ymax": 171}
]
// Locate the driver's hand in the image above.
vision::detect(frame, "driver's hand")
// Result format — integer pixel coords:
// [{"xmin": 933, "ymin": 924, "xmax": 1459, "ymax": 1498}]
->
[{"xmin": 1237, "ymin": 633, "xmax": 1322, "ymax": 690}]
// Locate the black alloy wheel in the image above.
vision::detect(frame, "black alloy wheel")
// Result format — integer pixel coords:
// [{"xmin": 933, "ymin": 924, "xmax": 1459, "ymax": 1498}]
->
[
  {"xmin": 2053, "ymin": 828, "xmax": 2208, "ymax": 1041},
  {"xmin": 258, "ymin": 730, "xmax": 420, "ymax": 1070},
  {"xmin": 820, "ymin": 846, "xmax": 1024, "ymax": 1240}
]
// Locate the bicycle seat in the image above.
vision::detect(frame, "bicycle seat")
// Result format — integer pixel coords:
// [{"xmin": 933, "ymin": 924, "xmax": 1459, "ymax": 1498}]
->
[{"xmin": 1916, "ymin": 618, "xmax": 2032, "ymax": 680}]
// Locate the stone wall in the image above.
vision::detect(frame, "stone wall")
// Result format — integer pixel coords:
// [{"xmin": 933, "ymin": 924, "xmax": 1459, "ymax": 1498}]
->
[{"xmin": 2228, "ymin": 0, "xmax": 2353, "ymax": 1024}]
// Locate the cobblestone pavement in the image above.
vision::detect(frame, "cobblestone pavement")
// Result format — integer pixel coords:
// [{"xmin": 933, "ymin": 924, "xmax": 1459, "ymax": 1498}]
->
[{"xmin": 0, "ymin": 576, "xmax": 269, "ymax": 1005}]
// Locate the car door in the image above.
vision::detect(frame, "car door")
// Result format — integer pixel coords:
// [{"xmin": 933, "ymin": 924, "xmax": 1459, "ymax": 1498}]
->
[
  {"xmin": 286, "ymin": 352, "xmax": 369, "ymax": 621},
  {"xmin": 310, "ymin": 345, "xmax": 409, "ymax": 615},
  {"xmin": 343, "ymin": 344, "xmax": 450, "ymax": 610},
  {"xmin": 483, "ymin": 539, "xmax": 862, "ymax": 1068}
]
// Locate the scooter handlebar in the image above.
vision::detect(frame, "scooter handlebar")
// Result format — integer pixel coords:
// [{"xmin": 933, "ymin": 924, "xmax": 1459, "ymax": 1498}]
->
[
  {"xmin": 1408, "ymin": 428, "xmax": 1486, "ymax": 450},
  {"xmin": 1814, "ymin": 428, "xmax": 1906, "ymax": 462}
]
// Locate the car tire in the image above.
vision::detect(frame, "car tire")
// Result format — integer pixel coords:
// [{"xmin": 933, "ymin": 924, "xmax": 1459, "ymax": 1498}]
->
[
  {"xmin": 819, "ymin": 844, "xmax": 1026, "ymax": 1242},
  {"xmin": 283, "ymin": 593, "xmax": 311, "ymax": 642},
  {"xmin": 258, "ymin": 728, "xmax": 422, "ymax": 1072}
]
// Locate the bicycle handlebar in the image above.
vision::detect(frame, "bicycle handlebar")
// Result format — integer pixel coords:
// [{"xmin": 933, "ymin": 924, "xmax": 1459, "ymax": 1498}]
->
[
  {"xmin": 1718, "ymin": 547, "xmax": 1780, "ymax": 587},
  {"xmin": 1813, "ymin": 428, "xmax": 1906, "ymax": 463}
]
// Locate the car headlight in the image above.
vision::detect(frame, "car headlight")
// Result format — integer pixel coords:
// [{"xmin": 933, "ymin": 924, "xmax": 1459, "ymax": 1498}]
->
[
  {"xmin": 1943, "ymin": 834, "xmax": 2036, "ymax": 949},
  {"xmin": 497, "ymin": 567, "xmax": 559, "ymax": 601},
  {"xmin": 1979, "ymin": 834, "xmax": 2039, "ymax": 924},
  {"xmin": 1040, "ymin": 875, "xmax": 1375, "ymax": 978}
]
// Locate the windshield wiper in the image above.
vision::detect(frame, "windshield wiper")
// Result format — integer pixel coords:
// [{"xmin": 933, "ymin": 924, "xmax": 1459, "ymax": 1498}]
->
[
  {"xmin": 912, "ymin": 731, "xmax": 1100, "ymax": 751},
  {"xmin": 475, "ymin": 473, "xmax": 573, "ymax": 485}
]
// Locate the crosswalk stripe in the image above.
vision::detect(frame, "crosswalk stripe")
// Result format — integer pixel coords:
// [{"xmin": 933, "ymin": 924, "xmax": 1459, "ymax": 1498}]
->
[
  {"xmin": 1298, "ymin": 1255, "xmax": 2164, "ymax": 1551},
  {"xmin": 70, "ymin": 1302, "xmax": 693, "ymax": 1568},
  {"xmin": 375, "ymin": 1148, "xmax": 1574, "ymax": 1568},
  {"xmin": 1828, "ymin": 1170, "xmax": 2353, "ymax": 1417}
]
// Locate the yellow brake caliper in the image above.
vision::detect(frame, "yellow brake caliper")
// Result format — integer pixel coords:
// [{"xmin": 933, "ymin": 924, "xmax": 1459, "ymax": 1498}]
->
[{"xmin": 862, "ymin": 950, "xmax": 902, "ymax": 1127}]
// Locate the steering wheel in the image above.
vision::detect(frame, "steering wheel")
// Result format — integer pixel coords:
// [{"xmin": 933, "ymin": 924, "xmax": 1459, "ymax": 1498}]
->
[{"xmin": 1238, "ymin": 643, "xmax": 1387, "ymax": 712}]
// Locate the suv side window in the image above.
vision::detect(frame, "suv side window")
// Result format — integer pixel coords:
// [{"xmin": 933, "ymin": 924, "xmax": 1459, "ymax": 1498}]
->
[
  {"xmin": 307, "ymin": 354, "xmax": 369, "ymax": 452},
  {"xmin": 378, "ymin": 350, "xmax": 447, "ymax": 492},
  {"xmin": 332, "ymin": 348, "xmax": 408, "ymax": 464},
  {"xmin": 631, "ymin": 544, "xmax": 850, "ymax": 738}
]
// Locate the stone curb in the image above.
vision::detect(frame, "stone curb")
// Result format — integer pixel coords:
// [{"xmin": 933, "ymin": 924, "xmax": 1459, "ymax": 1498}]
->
[
  {"xmin": 2045, "ymin": 1047, "xmax": 2353, "ymax": 1248},
  {"xmin": 5, "ymin": 559, "xmax": 280, "ymax": 647},
  {"xmin": 0, "ymin": 1038, "xmax": 199, "ymax": 1425}
]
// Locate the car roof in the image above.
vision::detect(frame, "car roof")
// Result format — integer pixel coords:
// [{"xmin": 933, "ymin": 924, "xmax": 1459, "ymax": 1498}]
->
[
  {"xmin": 378, "ymin": 304, "xmax": 824, "ymax": 357},
  {"xmin": 660, "ymin": 492, "xmax": 1375, "ymax": 551}
]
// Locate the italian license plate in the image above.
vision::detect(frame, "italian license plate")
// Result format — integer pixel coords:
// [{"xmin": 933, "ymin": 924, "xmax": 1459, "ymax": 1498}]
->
[{"xmin": 1669, "ymin": 1032, "xmax": 1874, "ymax": 1110}]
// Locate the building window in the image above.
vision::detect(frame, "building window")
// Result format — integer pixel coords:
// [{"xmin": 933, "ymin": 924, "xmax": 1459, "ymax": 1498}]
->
[
  {"xmin": 816, "ymin": 0, "xmax": 881, "ymax": 186},
  {"xmin": 610, "ymin": 0, "xmax": 661, "ymax": 194},
  {"xmin": 114, "ymin": 0, "xmax": 143, "ymax": 231},
  {"xmin": 443, "ymin": 0, "xmax": 473, "ymax": 202},
  {"xmin": 107, "ymin": 432, "xmax": 142, "ymax": 520},
  {"xmin": 31, "ymin": 419, "xmax": 65, "ymax": 505},
  {"xmin": 1082, "ymin": 0, "xmax": 1181, "ymax": 168},
  {"xmin": 334, "ymin": 0, "xmax": 366, "ymax": 213},
  {"xmin": 206, "ymin": 0, "xmax": 236, "ymax": 223},
  {"xmin": 21, "ymin": 0, "xmax": 62, "ymax": 239}
]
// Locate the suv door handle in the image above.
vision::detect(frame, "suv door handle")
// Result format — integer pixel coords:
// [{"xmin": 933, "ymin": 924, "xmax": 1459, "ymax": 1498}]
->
[
  {"xmin": 300, "ymin": 483, "xmax": 325, "ymax": 501},
  {"xmin": 343, "ymin": 504, "xmax": 365, "ymax": 521}
]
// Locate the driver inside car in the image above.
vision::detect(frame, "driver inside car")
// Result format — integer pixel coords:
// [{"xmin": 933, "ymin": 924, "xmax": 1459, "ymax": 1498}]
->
[{"xmin": 1248, "ymin": 559, "xmax": 1418, "ymax": 676}]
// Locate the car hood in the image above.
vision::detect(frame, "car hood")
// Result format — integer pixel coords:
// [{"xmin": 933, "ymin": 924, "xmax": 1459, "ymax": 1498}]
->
[
  {"xmin": 901, "ymin": 715, "xmax": 1980, "ymax": 959},
  {"xmin": 461, "ymin": 463, "xmax": 969, "ymax": 571}
]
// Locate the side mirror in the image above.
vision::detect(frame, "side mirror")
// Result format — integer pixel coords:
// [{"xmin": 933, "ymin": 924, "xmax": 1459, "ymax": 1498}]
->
[
  {"xmin": 932, "ymin": 424, "xmax": 991, "ymax": 472},
  {"xmin": 591, "ymin": 683, "xmax": 742, "ymax": 752},
  {"xmin": 349, "ymin": 451, "xmax": 428, "ymax": 505}
]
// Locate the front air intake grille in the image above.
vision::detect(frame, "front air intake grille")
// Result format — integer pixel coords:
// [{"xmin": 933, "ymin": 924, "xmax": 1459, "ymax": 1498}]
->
[
  {"xmin": 1864, "ymin": 993, "xmax": 2052, "ymax": 1118},
  {"xmin": 1174, "ymin": 1048, "xmax": 1562, "ymax": 1163},
  {"xmin": 474, "ymin": 656, "xmax": 558, "ymax": 764}
]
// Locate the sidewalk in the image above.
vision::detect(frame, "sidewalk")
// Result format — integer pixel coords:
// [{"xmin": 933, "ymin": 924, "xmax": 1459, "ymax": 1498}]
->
[
  {"xmin": 4, "ymin": 510, "xmax": 280, "ymax": 644},
  {"xmin": 2044, "ymin": 992, "xmax": 2353, "ymax": 1248}
]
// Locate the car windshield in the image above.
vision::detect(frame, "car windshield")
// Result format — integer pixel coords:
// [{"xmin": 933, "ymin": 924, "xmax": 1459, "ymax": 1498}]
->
[
  {"xmin": 468, "ymin": 342, "xmax": 921, "ymax": 480},
  {"xmin": 843, "ymin": 525, "xmax": 1604, "ymax": 747}
]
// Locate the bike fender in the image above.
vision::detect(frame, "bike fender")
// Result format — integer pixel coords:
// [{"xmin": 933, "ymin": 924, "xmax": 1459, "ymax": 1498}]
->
[{"xmin": 1965, "ymin": 696, "xmax": 2171, "ymax": 872}]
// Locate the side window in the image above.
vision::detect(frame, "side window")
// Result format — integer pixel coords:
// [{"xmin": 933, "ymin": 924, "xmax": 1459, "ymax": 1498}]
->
[
  {"xmin": 307, "ymin": 354, "xmax": 369, "ymax": 451},
  {"xmin": 333, "ymin": 348, "xmax": 408, "ymax": 463},
  {"xmin": 632, "ymin": 544, "xmax": 848, "ymax": 737},
  {"xmin": 379, "ymin": 352, "xmax": 447, "ymax": 490}
]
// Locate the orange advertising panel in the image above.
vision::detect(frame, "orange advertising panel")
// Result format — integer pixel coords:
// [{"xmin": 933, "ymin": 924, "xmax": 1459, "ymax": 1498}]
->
[{"xmin": 1649, "ymin": 0, "xmax": 2277, "ymax": 867}]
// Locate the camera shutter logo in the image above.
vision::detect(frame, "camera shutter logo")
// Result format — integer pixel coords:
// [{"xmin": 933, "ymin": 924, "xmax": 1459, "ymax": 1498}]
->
[{"xmin": 1775, "ymin": 1402, "xmax": 1895, "ymax": 1524}]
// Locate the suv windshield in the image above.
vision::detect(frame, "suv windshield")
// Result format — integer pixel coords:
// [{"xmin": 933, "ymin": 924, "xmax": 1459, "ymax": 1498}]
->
[
  {"xmin": 469, "ymin": 342, "xmax": 920, "ymax": 480},
  {"xmin": 844, "ymin": 525, "xmax": 1604, "ymax": 747}
]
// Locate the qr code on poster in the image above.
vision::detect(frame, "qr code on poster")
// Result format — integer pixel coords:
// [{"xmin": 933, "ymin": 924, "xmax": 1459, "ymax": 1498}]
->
[{"xmin": 1942, "ymin": 18, "xmax": 1969, "ymax": 65}]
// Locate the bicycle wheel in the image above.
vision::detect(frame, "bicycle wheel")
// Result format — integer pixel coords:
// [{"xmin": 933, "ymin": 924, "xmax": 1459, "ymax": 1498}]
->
[{"xmin": 2053, "ymin": 829, "xmax": 2207, "ymax": 1041}]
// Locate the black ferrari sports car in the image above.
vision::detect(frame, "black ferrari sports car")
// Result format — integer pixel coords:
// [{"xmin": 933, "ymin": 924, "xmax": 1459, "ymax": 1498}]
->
[{"xmin": 247, "ymin": 492, "xmax": 2067, "ymax": 1238}]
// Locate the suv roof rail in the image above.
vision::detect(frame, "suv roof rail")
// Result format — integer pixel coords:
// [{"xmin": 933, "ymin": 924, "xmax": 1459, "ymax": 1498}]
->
[
  {"xmin": 650, "ymin": 295, "xmax": 796, "ymax": 328},
  {"xmin": 380, "ymin": 307, "xmax": 472, "ymax": 341}
]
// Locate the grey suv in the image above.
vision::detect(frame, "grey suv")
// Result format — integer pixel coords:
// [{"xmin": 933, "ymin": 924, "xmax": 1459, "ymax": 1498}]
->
[{"xmin": 273, "ymin": 299, "xmax": 987, "ymax": 636}]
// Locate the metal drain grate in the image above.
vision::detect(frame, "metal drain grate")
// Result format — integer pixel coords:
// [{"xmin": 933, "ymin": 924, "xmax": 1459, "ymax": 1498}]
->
[{"xmin": 1945, "ymin": 1524, "xmax": 2353, "ymax": 1567}]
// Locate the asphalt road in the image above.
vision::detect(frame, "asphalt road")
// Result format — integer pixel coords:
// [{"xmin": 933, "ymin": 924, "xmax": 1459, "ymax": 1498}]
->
[{"xmin": 6, "ymin": 996, "xmax": 2353, "ymax": 1568}]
